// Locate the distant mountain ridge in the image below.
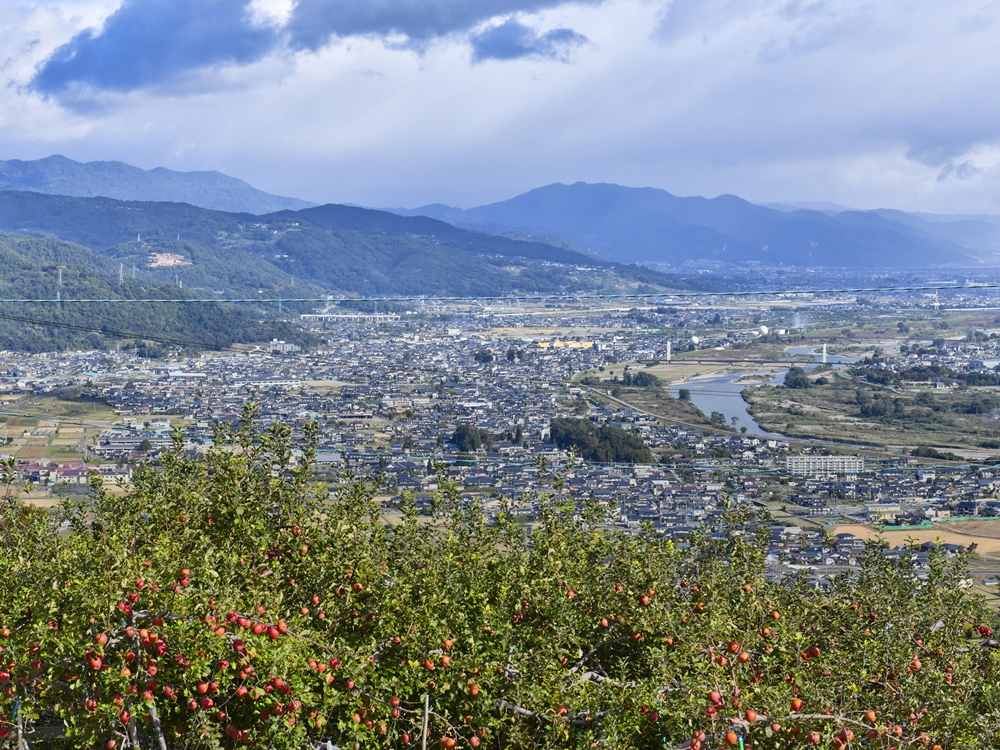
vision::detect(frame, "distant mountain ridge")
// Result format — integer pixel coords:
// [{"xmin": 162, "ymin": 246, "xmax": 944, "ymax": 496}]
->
[
  {"xmin": 395, "ymin": 182, "xmax": 1000, "ymax": 269},
  {"xmin": 0, "ymin": 190, "xmax": 715, "ymax": 350},
  {"xmin": 0, "ymin": 190, "xmax": 702, "ymax": 301},
  {"xmin": 0, "ymin": 155, "xmax": 314, "ymax": 214}
]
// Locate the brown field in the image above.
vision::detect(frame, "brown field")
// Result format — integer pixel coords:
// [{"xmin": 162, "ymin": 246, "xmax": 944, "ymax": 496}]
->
[
  {"xmin": 833, "ymin": 524, "xmax": 1000, "ymax": 556},
  {"xmin": 15, "ymin": 446, "xmax": 48, "ymax": 458},
  {"xmin": 936, "ymin": 520, "xmax": 1000, "ymax": 539}
]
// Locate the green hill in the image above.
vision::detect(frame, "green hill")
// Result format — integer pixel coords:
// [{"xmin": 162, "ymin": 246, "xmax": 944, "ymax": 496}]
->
[
  {"xmin": 0, "ymin": 191, "xmax": 708, "ymax": 297},
  {"xmin": 550, "ymin": 417, "xmax": 654, "ymax": 463},
  {"xmin": 0, "ymin": 233, "xmax": 311, "ymax": 352},
  {"xmin": 0, "ymin": 190, "xmax": 713, "ymax": 350}
]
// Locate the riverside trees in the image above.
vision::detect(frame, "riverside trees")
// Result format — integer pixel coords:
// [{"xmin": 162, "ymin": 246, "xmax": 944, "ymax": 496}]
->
[{"xmin": 0, "ymin": 408, "xmax": 998, "ymax": 749}]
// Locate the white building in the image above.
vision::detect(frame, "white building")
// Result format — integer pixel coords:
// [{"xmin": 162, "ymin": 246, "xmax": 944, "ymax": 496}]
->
[{"xmin": 786, "ymin": 455, "xmax": 864, "ymax": 475}]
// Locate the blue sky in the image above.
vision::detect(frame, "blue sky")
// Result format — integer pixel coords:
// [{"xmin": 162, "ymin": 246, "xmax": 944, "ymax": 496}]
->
[{"xmin": 1, "ymin": 0, "xmax": 1000, "ymax": 213}]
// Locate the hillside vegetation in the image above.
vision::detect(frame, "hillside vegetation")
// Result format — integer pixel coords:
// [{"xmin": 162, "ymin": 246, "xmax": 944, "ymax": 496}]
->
[
  {"xmin": 0, "ymin": 412, "xmax": 996, "ymax": 748},
  {"xmin": 0, "ymin": 191, "xmax": 709, "ymax": 298},
  {"xmin": 0, "ymin": 234, "xmax": 309, "ymax": 351},
  {"xmin": 744, "ymin": 366, "xmax": 1000, "ymax": 450},
  {"xmin": 551, "ymin": 417, "xmax": 656, "ymax": 463}
]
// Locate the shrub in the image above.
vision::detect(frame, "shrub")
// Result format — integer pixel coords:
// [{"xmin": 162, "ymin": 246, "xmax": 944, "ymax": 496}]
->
[
  {"xmin": 783, "ymin": 366, "xmax": 811, "ymax": 389},
  {"xmin": 0, "ymin": 410, "xmax": 996, "ymax": 748}
]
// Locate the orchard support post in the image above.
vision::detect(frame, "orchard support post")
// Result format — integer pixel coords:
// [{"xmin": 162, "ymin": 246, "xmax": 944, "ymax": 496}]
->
[
  {"xmin": 14, "ymin": 697, "xmax": 26, "ymax": 750},
  {"xmin": 421, "ymin": 694, "xmax": 429, "ymax": 750}
]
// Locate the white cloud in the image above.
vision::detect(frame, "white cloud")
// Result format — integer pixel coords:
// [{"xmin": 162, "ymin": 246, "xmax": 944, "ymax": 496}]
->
[
  {"xmin": 2, "ymin": 0, "xmax": 1000, "ymax": 214},
  {"xmin": 247, "ymin": 0, "xmax": 295, "ymax": 29}
]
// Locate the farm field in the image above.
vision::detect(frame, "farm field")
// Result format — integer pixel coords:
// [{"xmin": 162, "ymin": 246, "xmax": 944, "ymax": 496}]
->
[
  {"xmin": 834, "ymin": 523, "xmax": 1000, "ymax": 556},
  {"xmin": 0, "ymin": 396, "xmax": 120, "ymax": 461},
  {"xmin": 940, "ymin": 519, "xmax": 1000, "ymax": 539}
]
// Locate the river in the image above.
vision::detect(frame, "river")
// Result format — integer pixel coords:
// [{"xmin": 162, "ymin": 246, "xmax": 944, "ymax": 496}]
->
[{"xmin": 668, "ymin": 346, "xmax": 861, "ymax": 438}]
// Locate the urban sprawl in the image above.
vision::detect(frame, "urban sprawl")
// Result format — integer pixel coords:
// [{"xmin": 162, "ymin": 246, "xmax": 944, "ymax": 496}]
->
[{"xmin": 7, "ymin": 292, "xmax": 1000, "ymax": 595}]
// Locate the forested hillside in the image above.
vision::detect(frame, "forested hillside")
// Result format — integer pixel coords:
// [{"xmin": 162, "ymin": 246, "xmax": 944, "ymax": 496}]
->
[
  {"xmin": 550, "ymin": 417, "xmax": 654, "ymax": 463},
  {"xmin": 0, "ymin": 234, "xmax": 309, "ymax": 351},
  {"xmin": 0, "ymin": 191, "xmax": 708, "ymax": 297}
]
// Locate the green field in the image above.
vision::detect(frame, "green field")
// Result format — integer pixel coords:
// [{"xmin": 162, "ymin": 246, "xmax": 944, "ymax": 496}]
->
[
  {"xmin": 744, "ymin": 371, "xmax": 1000, "ymax": 451},
  {"xmin": 0, "ymin": 395, "xmax": 120, "ymax": 461}
]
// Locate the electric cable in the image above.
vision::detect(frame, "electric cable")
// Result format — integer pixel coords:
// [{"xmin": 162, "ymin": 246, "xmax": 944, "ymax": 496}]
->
[
  {"xmin": 0, "ymin": 310, "xmax": 236, "ymax": 350},
  {"xmin": 0, "ymin": 279, "xmax": 995, "ymax": 304}
]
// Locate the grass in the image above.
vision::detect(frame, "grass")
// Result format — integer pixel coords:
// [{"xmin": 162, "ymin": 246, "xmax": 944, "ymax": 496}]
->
[
  {"xmin": 584, "ymin": 383, "xmax": 719, "ymax": 433},
  {"xmin": 942, "ymin": 520, "xmax": 1000, "ymax": 539},
  {"xmin": 743, "ymin": 375, "xmax": 1000, "ymax": 451}
]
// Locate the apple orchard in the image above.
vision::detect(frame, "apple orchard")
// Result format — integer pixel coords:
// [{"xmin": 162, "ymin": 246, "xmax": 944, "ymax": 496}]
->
[{"xmin": 0, "ymin": 412, "xmax": 998, "ymax": 749}]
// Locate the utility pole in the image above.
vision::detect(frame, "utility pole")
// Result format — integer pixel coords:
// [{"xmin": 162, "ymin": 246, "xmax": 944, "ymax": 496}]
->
[{"xmin": 119, "ymin": 263, "xmax": 124, "ymax": 286}]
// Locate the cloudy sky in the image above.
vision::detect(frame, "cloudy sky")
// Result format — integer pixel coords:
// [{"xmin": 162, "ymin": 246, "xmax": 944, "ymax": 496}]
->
[{"xmin": 2, "ymin": 0, "xmax": 1000, "ymax": 212}]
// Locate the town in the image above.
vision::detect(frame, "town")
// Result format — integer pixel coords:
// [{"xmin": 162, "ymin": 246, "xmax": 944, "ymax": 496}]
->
[{"xmin": 4, "ymin": 291, "xmax": 1000, "ymax": 601}]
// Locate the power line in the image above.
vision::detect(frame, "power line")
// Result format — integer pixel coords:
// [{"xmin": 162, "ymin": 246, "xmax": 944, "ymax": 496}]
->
[
  {"xmin": 0, "ymin": 280, "xmax": 996, "ymax": 305},
  {"xmin": 0, "ymin": 310, "xmax": 235, "ymax": 351}
]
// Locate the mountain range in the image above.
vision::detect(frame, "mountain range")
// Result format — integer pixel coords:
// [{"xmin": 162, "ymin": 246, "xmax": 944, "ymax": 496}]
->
[
  {"xmin": 0, "ymin": 188, "xmax": 704, "ymax": 349},
  {"xmin": 2, "ymin": 155, "xmax": 1000, "ymax": 351},
  {"xmin": 395, "ymin": 182, "xmax": 1000, "ymax": 269},
  {"xmin": 0, "ymin": 156, "xmax": 313, "ymax": 214},
  {"xmin": 0, "ymin": 191, "xmax": 690, "ymax": 299},
  {"xmin": 6, "ymin": 157, "xmax": 999, "ymax": 271}
]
